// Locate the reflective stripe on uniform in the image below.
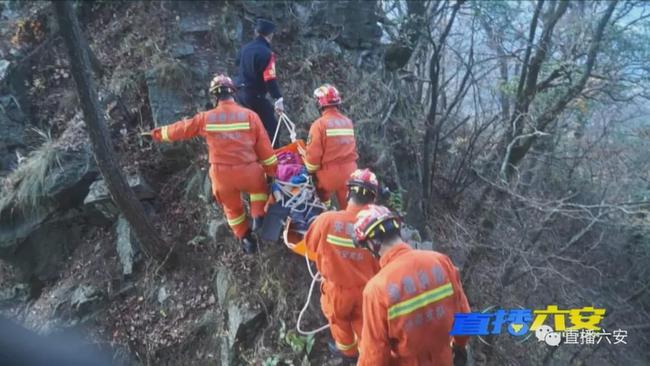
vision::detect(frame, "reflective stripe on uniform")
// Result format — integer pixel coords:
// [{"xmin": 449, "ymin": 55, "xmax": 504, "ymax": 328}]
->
[
  {"xmin": 326, "ymin": 128, "xmax": 354, "ymax": 137},
  {"xmin": 326, "ymin": 234, "xmax": 355, "ymax": 248},
  {"xmin": 387, "ymin": 282, "xmax": 454, "ymax": 320},
  {"xmin": 227, "ymin": 213, "xmax": 247, "ymax": 227},
  {"xmin": 161, "ymin": 126, "xmax": 170, "ymax": 142},
  {"xmin": 261, "ymin": 155, "xmax": 278, "ymax": 166},
  {"xmin": 305, "ymin": 160, "xmax": 320, "ymax": 172},
  {"xmin": 250, "ymin": 193, "xmax": 269, "ymax": 202},
  {"xmin": 336, "ymin": 338, "xmax": 358, "ymax": 351},
  {"xmin": 205, "ymin": 122, "xmax": 250, "ymax": 132}
]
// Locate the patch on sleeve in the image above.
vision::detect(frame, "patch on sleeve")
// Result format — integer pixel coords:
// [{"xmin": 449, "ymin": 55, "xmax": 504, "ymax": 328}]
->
[{"xmin": 263, "ymin": 53, "xmax": 277, "ymax": 81}]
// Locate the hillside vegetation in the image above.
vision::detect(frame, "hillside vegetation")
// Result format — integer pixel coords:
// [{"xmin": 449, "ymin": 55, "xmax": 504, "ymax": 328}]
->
[{"xmin": 0, "ymin": 1, "xmax": 649, "ymax": 365}]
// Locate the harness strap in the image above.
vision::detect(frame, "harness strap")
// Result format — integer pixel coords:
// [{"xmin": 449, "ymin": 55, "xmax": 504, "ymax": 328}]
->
[{"xmin": 272, "ymin": 112, "xmax": 298, "ymax": 146}]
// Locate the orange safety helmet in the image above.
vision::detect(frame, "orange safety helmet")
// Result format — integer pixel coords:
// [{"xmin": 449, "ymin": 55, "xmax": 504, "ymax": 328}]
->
[
  {"xmin": 210, "ymin": 74, "xmax": 236, "ymax": 96},
  {"xmin": 347, "ymin": 168, "xmax": 379, "ymax": 196},
  {"xmin": 313, "ymin": 84, "xmax": 341, "ymax": 108},
  {"xmin": 353, "ymin": 205, "xmax": 401, "ymax": 257}
]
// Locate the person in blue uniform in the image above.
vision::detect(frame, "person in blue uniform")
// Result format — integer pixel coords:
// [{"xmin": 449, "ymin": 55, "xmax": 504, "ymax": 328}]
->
[{"xmin": 236, "ymin": 18, "xmax": 284, "ymax": 145}]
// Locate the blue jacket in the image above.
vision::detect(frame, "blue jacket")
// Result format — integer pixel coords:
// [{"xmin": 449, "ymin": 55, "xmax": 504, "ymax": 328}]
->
[{"xmin": 236, "ymin": 36, "xmax": 282, "ymax": 99}]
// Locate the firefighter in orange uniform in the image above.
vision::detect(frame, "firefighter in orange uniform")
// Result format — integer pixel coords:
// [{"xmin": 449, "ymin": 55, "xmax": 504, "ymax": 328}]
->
[
  {"xmin": 150, "ymin": 75, "xmax": 277, "ymax": 254},
  {"xmin": 304, "ymin": 84, "xmax": 358, "ymax": 209},
  {"xmin": 353, "ymin": 205, "xmax": 471, "ymax": 366},
  {"xmin": 304, "ymin": 169, "xmax": 380, "ymax": 361}
]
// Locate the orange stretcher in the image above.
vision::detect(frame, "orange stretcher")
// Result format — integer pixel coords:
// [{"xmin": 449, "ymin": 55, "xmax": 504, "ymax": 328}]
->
[{"xmin": 263, "ymin": 139, "xmax": 319, "ymax": 262}]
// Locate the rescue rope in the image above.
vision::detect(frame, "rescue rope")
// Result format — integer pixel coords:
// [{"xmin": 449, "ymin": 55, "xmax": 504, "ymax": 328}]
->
[
  {"xmin": 274, "ymin": 179, "xmax": 327, "ymax": 225},
  {"xmin": 269, "ymin": 137, "xmax": 329, "ymax": 335},
  {"xmin": 296, "ymin": 248, "xmax": 330, "ymax": 335},
  {"xmin": 282, "ymin": 217, "xmax": 330, "ymax": 336},
  {"xmin": 272, "ymin": 112, "xmax": 298, "ymax": 147}
]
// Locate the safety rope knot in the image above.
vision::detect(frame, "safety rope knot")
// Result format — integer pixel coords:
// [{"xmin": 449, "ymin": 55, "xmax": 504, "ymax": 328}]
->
[{"xmin": 273, "ymin": 112, "xmax": 298, "ymax": 147}]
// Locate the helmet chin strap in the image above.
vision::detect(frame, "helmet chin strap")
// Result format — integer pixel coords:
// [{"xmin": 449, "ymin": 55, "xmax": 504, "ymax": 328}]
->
[{"xmin": 365, "ymin": 238, "xmax": 382, "ymax": 259}]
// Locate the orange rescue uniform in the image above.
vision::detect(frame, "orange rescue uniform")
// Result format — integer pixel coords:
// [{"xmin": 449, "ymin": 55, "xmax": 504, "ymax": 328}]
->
[
  {"xmin": 305, "ymin": 203, "xmax": 380, "ymax": 356},
  {"xmin": 153, "ymin": 100, "xmax": 277, "ymax": 238},
  {"xmin": 359, "ymin": 243, "xmax": 470, "ymax": 366},
  {"xmin": 304, "ymin": 107, "xmax": 358, "ymax": 209}
]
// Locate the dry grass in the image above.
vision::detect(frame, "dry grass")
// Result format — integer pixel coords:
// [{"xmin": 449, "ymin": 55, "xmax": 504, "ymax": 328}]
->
[
  {"xmin": 0, "ymin": 128, "xmax": 60, "ymax": 215},
  {"xmin": 0, "ymin": 117, "xmax": 87, "ymax": 215}
]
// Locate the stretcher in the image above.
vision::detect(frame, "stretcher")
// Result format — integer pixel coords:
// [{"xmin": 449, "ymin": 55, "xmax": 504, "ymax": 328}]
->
[
  {"xmin": 261, "ymin": 115, "xmax": 325, "ymax": 261},
  {"xmin": 266, "ymin": 114, "xmax": 331, "ymax": 336}
]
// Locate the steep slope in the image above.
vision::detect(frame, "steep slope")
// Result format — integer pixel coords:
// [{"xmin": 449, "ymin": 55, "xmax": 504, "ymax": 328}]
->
[{"xmin": 0, "ymin": 1, "xmax": 390, "ymax": 365}]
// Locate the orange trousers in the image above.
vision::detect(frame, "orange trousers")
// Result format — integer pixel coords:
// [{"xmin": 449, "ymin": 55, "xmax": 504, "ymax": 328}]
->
[
  {"xmin": 209, "ymin": 163, "xmax": 268, "ymax": 239},
  {"xmin": 315, "ymin": 161, "xmax": 357, "ymax": 209},
  {"xmin": 320, "ymin": 280, "xmax": 364, "ymax": 357}
]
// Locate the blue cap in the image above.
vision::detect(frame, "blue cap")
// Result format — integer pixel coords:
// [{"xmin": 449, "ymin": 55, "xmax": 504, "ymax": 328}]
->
[{"xmin": 255, "ymin": 18, "xmax": 276, "ymax": 36}]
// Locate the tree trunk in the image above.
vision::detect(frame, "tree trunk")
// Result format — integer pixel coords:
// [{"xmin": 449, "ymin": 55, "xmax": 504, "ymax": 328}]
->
[
  {"xmin": 53, "ymin": 1, "xmax": 168, "ymax": 261},
  {"xmin": 421, "ymin": 0, "xmax": 463, "ymax": 217}
]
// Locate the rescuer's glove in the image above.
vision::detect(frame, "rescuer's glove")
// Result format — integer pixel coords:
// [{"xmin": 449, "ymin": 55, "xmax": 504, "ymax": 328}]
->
[
  {"xmin": 151, "ymin": 128, "xmax": 163, "ymax": 142},
  {"xmin": 274, "ymin": 97, "xmax": 284, "ymax": 113}
]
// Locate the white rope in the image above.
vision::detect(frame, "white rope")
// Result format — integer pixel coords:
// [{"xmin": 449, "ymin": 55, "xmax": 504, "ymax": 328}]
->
[
  {"xmin": 282, "ymin": 217, "xmax": 330, "ymax": 336},
  {"xmin": 281, "ymin": 112, "xmax": 298, "ymax": 142},
  {"xmin": 274, "ymin": 180, "xmax": 327, "ymax": 213},
  {"xmin": 270, "ymin": 144, "xmax": 329, "ymax": 335},
  {"xmin": 297, "ymin": 247, "xmax": 330, "ymax": 335},
  {"xmin": 271, "ymin": 116, "xmax": 282, "ymax": 147},
  {"xmin": 272, "ymin": 113, "xmax": 298, "ymax": 147}
]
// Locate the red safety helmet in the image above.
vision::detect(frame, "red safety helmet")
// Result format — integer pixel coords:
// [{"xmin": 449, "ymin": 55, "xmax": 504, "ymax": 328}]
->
[
  {"xmin": 347, "ymin": 168, "xmax": 379, "ymax": 196},
  {"xmin": 313, "ymin": 84, "xmax": 341, "ymax": 108},
  {"xmin": 210, "ymin": 74, "xmax": 236, "ymax": 96},
  {"xmin": 353, "ymin": 205, "xmax": 401, "ymax": 257}
]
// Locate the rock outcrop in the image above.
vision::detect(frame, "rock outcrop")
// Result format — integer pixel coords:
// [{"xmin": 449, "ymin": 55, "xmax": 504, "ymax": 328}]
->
[
  {"xmin": 213, "ymin": 265, "xmax": 268, "ymax": 365},
  {"xmin": 0, "ymin": 95, "xmax": 26, "ymax": 175},
  {"xmin": 0, "ymin": 144, "xmax": 97, "ymax": 280},
  {"xmin": 84, "ymin": 173, "xmax": 155, "ymax": 221}
]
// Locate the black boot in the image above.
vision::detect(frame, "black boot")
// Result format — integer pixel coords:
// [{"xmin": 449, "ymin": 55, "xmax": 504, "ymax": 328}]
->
[
  {"xmin": 240, "ymin": 231, "xmax": 258, "ymax": 254},
  {"xmin": 251, "ymin": 216, "xmax": 264, "ymax": 233},
  {"xmin": 327, "ymin": 341, "xmax": 358, "ymax": 363}
]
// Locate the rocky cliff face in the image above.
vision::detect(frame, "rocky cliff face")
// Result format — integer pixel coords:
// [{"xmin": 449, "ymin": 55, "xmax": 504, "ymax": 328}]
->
[{"xmin": 0, "ymin": 1, "xmax": 395, "ymax": 364}]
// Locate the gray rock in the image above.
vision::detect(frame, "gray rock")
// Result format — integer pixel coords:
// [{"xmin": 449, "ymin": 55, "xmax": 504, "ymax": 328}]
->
[
  {"xmin": 213, "ymin": 265, "xmax": 266, "ymax": 365},
  {"xmin": 43, "ymin": 149, "xmax": 98, "ymax": 207},
  {"xmin": 418, "ymin": 241, "xmax": 434, "ymax": 251},
  {"xmin": 144, "ymin": 19, "xmax": 214, "ymax": 169},
  {"xmin": 401, "ymin": 224, "xmax": 422, "ymax": 246},
  {"xmin": 310, "ymin": 39, "xmax": 342, "ymax": 56},
  {"xmin": 84, "ymin": 173, "xmax": 155, "ymax": 220},
  {"xmin": 157, "ymin": 286, "xmax": 169, "ymax": 304},
  {"xmin": 0, "ymin": 60, "xmax": 10, "ymax": 82},
  {"xmin": 85, "ymin": 174, "xmax": 155, "ymax": 204},
  {"xmin": 199, "ymin": 172, "xmax": 212, "ymax": 203},
  {"xmin": 3, "ymin": 209, "xmax": 85, "ymax": 280},
  {"xmin": 304, "ymin": 1, "xmax": 382, "ymax": 50},
  {"xmin": 292, "ymin": 3, "xmax": 312, "ymax": 24},
  {"xmin": 0, "ymin": 147, "xmax": 97, "ymax": 280},
  {"xmin": 171, "ymin": 42, "xmax": 195, "ymax": 59},
  {"xmin": 214, "ymin": 266, "xmax": 234, "ymax": 308},
  {"xmin": 145, "ymin": 62, "xmax": 202, "ymax": 131},
  {"xmin": 0, "ymin": 283, "xmax": 29, "ymax": 307},
  {"xmin": 178, "ymin": 14, "xmax": 210, "ymax": 34},
  {"xmin": 32, "ymin": 283, "xmax": 106, "ymax": 335},
  {"xmin": 232, "ymin": 18, "xmax": 244, "ymax": 45},
  {"xmin": 115, "ymin": 214, "xmax": 141, "ymax": 276},
  {"xmin": 224, "ymin": 301, "xmax": 265, "ymax": 360},
  {"xmin": 70, "ymin": 285, "xmax": 104, "ymax": 318},
  {"xmin": 0, "ymin": 95, "xmax": 26, "ymax": 174},
  {"xmin": 207, "ymin": 218, "xmax": 229, "ymax": 242}
]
